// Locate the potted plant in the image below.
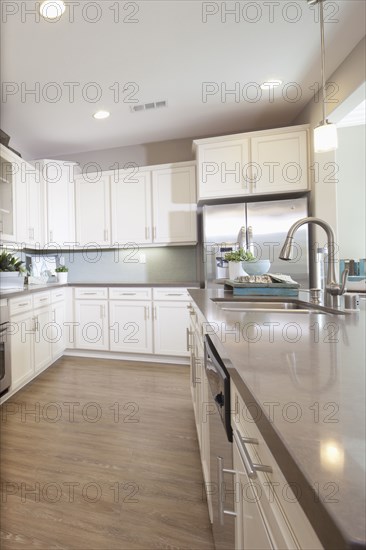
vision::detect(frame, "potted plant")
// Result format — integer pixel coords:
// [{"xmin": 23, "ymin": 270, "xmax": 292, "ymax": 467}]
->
[
  {"xmin": 224, "ymin": 249, "xmax": 246, "ymax": 280},
  {"xmin": 0, "ymin": 250, "xmax": 26, "ymax": 289},
  {"xmin": 55, "ymin": 265, "xmax": 69, "ymax": 284}
]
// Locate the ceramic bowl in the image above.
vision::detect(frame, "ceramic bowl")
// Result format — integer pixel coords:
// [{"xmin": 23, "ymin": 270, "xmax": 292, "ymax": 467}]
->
[{"xmin": 242, "ymin": 259, "xmax": 271, "ymax": 276}]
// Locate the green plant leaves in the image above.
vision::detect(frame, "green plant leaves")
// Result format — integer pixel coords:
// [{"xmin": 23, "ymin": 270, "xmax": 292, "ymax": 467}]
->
[{"xmin": 0, "ymin": 251, "xmax": 25, "ymax": 272}]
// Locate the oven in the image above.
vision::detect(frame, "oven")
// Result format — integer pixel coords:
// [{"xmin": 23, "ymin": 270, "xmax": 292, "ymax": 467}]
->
[
  {"xmin": 0, "ymin": 303, "xmax": 11, "ymax": 396},
  {"xmin": 204, "ymin": 335, "xmax": 235, "ymax": 550}
]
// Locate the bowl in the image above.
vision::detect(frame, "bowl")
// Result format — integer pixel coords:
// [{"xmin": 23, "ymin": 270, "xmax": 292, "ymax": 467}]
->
[{"xmin": 242, "ymin": 259, "xmax": 271, "ymax": 276}]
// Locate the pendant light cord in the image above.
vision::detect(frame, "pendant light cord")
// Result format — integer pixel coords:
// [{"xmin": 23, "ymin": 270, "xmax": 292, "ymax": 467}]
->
[{"xmin": 319, "ymin": 0, "xmax": 327, "ymax": 123}]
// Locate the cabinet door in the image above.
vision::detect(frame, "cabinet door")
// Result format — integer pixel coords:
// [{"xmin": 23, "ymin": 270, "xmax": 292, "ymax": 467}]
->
[
  {"xmin": 111, "ymin": 169, "xmax": 152, "ymax": 245},
  {"xmin": 0, "ymin": 146, "xmax": 17, "ymax": 241},
  {"xmin": 109, "ymin": 300, "xmax": 152, "ymax": 354},
  {"xmin": 27, "ymin": 168, "xmax": 43, "ymax": 246},
  {"xmin": 153, "ymin": 301, "xmax": 190, "ymax": 356},
  {"xmin": 9, "ymin": 312, "xmax": 34, "ymax": 390},
  {"xmin": 251, "ymin": 131, "xmax": 308, "ymax": 193},
  {"xmin": 34, "ymin": 307, "xmax": 53, "ymax": 373},
  {"xmin": 75, "ymin": 176, "xmax": 111, "ymax": 246},
  {"xmin": 197, "ymin": 139, "xmax": 250, "ymax": 199},
  {"xmin": 233, "ymin": 440, "xmax": 274, "ymax": 550},
  {"xmin": 75, "ymin": 300, "xmax": 109, "ymax": 351},
  {"xmin": 45, "ymin": 162, "xmax": 75, "ymax": 247},
  {"xmin": 51, "ymin": 301, "xmax": 66, "ymax": 358},
  {"xmin": 152, "ymin": 166, "xmax": 197, "ymax": 244}
]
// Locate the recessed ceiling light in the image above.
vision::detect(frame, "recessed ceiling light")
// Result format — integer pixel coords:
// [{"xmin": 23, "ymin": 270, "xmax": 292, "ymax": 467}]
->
[
  {"xmin": 260, "ymin": 80, "xmax": 283, "ymax": 90},
  {"xmin": 93, "ymin": 110, "xmax": 111, "ymax": 120},
  {"xmin": 40, "ymin": 0, "xmax": 66, "ymax": 19}
]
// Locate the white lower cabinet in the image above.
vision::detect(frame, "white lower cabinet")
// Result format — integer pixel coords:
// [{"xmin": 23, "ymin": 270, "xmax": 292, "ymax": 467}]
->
[
  {"xmin": 8, "ymin": 289, "xmax": 69, "ymax": 395},
  {"xmin": 9, "ymin": 310, "xmax": 35, "ymax": 390},
  {"xmin": 153, "ymin": 301, "xmax": 190, "ymax": 356},
  {"xmin": 74, "ymin": 299, "xmax": 109, "ymax": 351},
  {"xmin": 33, "ymin": 306, "xmax": 53, "ymax": 374},
  {"xmin": 109, "ymin": 300, "xmax": 153, "ymax": 354},
  {"xmin": 232, "ymin": 384, "xmax": 323, "ymax": 550}
]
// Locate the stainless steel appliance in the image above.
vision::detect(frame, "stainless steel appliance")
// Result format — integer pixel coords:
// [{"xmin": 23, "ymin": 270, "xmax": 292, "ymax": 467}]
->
[
  {"xmin": 202, "ymin": 196, "xmax": 310, "ymax": 288},
  {"xmin": 0, "ymin": 303, "xmax": 11, "ymax": 395},
  {"xmin": 204, "ymin": 336, "xmax": 235, "ymax": 550}
]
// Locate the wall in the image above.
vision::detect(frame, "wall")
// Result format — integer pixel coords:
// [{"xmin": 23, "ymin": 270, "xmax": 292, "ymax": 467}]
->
[
  {"xmin": 54, "ymin": 137, "xmax": 195, "ymax": 171},
  {"xmin": 60, "ymin": 246, "xmax": 198, "ymax": 284},
  {"xmin": 293, "ymin": 36, "xmax": 366, "ymax": 238},
  {"xmin": 336, "ymin": 124, "xmax": 366, "ymax": 260}
]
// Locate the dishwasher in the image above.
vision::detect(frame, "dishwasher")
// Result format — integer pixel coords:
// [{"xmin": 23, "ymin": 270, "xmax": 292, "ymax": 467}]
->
[{"xmin": 204, "ymin": 335, "xmax": 235, "ymax": 550}]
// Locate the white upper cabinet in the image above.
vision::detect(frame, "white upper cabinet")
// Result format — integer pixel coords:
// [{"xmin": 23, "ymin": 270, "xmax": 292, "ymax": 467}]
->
[
  {"xmin": 251, "ymin": 130, "xmax": 308, "ymax": 193},
  {"xmin": 0, "ymin": 145, "xmax": 17, "ymax": 242},
  {"xmin": 194, "ymin": 125, "xmax": 309, "ymax": 200},
  {"xmin": 39, "ymin": 160, "xmax": 76, "ymax": 247},
  {"xmin": 111, "ymin": 169, "xmax": 152, "ymax": 246},
  {"xmin": 152, "ymin": 165, "xmax": 197, "ymax": 244},
  {"xmin": 111, "ymin": 162, "xmax": 197, "ymax": 246},
  {"xmin": 15, "ymin": 160, "xmax": 43, "ymax": 247},
  {"xmin": 75, "ymin": 174, "xmax": 111, "ymax": 246},
  {"xmin": 196, "ymin": 139, "xmax": 250, "ymax": 200}
]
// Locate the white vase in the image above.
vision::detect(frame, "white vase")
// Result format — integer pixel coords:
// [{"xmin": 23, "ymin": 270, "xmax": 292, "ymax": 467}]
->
[
  {"xmin": 228, "ymin": 262, "xmax": 243, "ymax": 281},
  {"xmin": 56, "ymin": 273, "xmax": 68, "ymax": 284}
]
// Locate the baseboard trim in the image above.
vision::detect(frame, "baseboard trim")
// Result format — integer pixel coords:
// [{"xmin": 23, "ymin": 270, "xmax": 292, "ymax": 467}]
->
[{"xmin": 63, "ymin": 349, "xmax": 190, "ymax": 365}]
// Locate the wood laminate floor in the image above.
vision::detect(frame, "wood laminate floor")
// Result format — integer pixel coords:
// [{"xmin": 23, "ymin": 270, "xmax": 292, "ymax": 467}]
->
[{"xmin": 0, "ymin": 357, "xmax": 214, "ymax": 550}]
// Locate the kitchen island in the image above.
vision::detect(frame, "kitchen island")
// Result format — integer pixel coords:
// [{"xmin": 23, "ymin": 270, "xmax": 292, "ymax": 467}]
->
[{"xmin": 189, "ymin": 288, "xmax": 366, "ymax": 550}]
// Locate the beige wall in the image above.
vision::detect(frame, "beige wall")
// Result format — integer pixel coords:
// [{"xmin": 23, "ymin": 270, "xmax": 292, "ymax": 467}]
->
[
  {"xmin": 53, "ymin": 137, "xmax": 195, "ymax": 171},
  {"xmin": 293, "ymin": 36, "xmax": 366, "ymax": 248}
]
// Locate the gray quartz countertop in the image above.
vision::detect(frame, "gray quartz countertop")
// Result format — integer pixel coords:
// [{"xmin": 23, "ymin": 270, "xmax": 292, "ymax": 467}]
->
[
  {"xmin": 189, "ymin": 289, "xmax": 366, "ymax": 550},
  {"xmin": 1, "ymin": 281, "xmax": 200, "ymax": 300}
]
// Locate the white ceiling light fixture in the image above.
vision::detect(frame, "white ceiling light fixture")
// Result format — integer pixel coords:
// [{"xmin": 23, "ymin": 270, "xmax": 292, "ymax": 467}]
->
[
  {"xmin": 40, "ymin": 0, "xmax": 66, "ymax": 20},
  {"xmin": 308, "ymin": 0, "xmax": 338, "ymax": 153},
  {"xmin": 93, "ymin": 110, "xmax": 111, "ymax": 120},
  {"xmin": 260, "ymin": 80, "xmax": 282, "ymax": 90}
]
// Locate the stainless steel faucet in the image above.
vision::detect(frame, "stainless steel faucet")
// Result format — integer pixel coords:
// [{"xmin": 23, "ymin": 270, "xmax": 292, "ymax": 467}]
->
[{"xmin": 279, "ymin": 217, "xmax": 349, "ymax": 308}]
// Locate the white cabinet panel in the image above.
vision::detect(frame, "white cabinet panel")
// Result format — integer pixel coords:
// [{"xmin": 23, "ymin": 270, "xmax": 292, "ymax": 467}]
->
[
  {"xmin": 75, "ymin": 300, "xmax": 109, "ymax": 351},
  {"xmin": 0, "ymin": 145, "xmax": 17, "ymax": 242},
  {"xmin": 51, "ymin": 301, "xmax": 66, "ymax": 359},
  {"xmin": 111, "ymin": 170, "xmax": 152, "ymax": 245},
  {"xmin": 197, "ymin": 139, "xmax": 250, "ymax": 199},
  {"xmin": 153, "ymin": 301, "xmax": 190, "ymax": 356},
  {"xmin": 152, "ymin": 166, "xmax": 197, "ymax": 244},
  {"xmin": 15, "ymin": 162, "xmax": 42, "ymax": 246},
  {"xmin": 251, "ymin": 130, "xmax": 308, "ymax": 193},
  {"xmin": 75, "ymin": 175, "xmax": 111, "ymax": 246},
  {"xmin": 9, "ymin": 311, "xmax": 34, "ymax": 390},
  {"xmin": 42, "ymin": 160, "xmax": 76, "ymax": 247},
  {"xmin": 109, "ymin": 300, "xmax": 153, "ymax": 354},
  {"xmin": 33, "ymin": 306, "xmax": 53, "ymax": 373}
]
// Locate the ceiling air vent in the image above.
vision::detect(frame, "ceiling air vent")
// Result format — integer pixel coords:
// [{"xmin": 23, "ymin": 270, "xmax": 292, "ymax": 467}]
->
[{"xmin": 130, "ymin": 100, "xmax": 167, "ymax": 113}]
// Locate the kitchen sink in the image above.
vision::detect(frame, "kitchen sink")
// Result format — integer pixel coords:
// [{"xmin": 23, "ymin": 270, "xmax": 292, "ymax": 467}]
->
[{"xmin": 211, "ymin": 298, "xmax": 346, "ymax": 315}]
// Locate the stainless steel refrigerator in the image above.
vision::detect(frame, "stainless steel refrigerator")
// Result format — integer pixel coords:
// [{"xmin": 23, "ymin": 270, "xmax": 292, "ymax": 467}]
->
[{"xmin": 202, "ymin": 196, "xmax": 310, "ymax": 288}]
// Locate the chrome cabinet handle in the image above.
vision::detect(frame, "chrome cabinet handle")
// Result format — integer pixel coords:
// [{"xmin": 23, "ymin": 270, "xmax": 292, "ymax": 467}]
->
[
  {"xmin": 153, "ymin": 306, "xmax": 157, "ymax": 320},
  {"xmin": 194, "ymin": 358, "xmax": 201, "ymax": 386},
  {"xmin": 217, "ymin": 457, "xmax": 236, "ymax": 525},
  {"xmin": 120, "ymin": 292, "xmax": 136, "ymax": 296},
  {"xmin": 186, "ymin": 328, "xmax": 193, "ymax": 351},
  {"xmin": 153, "ymin": 226, "xmax": 157, "ymax": 240},
  {"xmin": 49, "ymin": 230, "xmax": 54, "ymax": 241},
  {"xmin": 166, "ymin": 293, "xmax": 184, "ymax": 297},
  {"xmin": 82, "ymin": 292, "xmax": 97, "ymax": 296},
  {"xmin": 104, "ymin": 229, "xmax": 109, "ymax": 241},
  {"xmin": 233, "ymin": 430, "xmax": 272, "ymax": 479},
  {"xmin": 18, "ymin": 302, "xmax": 29, "ymax": 307},
  {"xmin": 145, "ymin": 227, "xmax": 151, "ymax": 240}
]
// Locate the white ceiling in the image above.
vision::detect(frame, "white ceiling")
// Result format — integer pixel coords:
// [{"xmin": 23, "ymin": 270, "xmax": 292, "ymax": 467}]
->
[{"xmin": 1, "ymin": 0, "xmax": 365, "ymax": 159}]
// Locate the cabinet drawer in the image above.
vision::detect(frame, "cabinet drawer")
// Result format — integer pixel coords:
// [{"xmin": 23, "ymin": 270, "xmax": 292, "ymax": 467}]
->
[
  {"xmin": 109, "ymin": 287, "xmax": 152, "ymax": 300},
  {"xmin": 51, "ymin": 288, "xmax": 66, "ymax": 303},
  {"xmin": 9, "ymin": 295, "xmax": 33, "ymax": 316},
  {"xmin": 33, "ymin": 292, "xmax": 51, "ymax": 309},
  {"xmin": 152, "ymin": 287, "xmax": 189, "ymax": 301},
  {"xmin": 74, "ymin": 287, "xmax": 108, "ymax": 300}
]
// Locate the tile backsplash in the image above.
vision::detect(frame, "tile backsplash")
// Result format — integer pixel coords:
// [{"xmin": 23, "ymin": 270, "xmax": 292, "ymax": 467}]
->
[{"xmin": 61, "ymin": 246, "xmax": 198, "ymax": 283}]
